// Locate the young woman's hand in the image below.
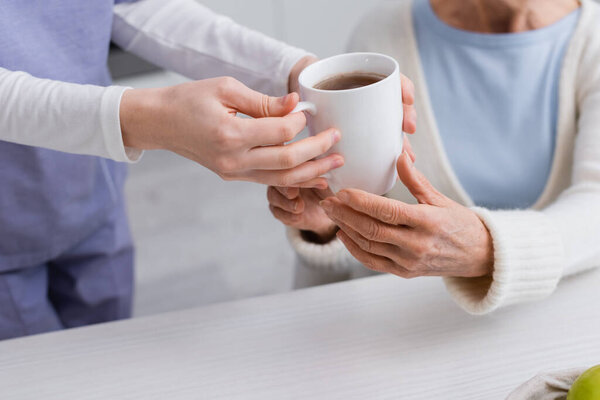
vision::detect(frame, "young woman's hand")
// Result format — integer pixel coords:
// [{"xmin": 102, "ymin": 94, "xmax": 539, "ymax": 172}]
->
[
  {"xmin": 120, "ymin": 76, "xmax": 343, "ymax": 188},
  {"xmin": 321, "ymin": 150, "xmax": 494, "ymax": 279}
]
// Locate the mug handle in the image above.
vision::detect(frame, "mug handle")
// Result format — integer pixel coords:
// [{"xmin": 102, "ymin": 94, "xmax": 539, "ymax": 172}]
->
[
  {"xmin": 291, "ymin": 101, "xmax": 317, "ymax": 115},
  {"xmin": 290, "ymin": 101, "xmax": 332, "ymax": 185}
]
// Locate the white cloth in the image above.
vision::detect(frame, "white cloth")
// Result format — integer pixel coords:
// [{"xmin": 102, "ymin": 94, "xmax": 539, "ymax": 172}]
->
[
  {"xmin": 288, "ymin": 0, "xmax": 600, "ymax": 315},
  {"xmin": 506, "ymin": 368, "xmax": 586, "ymax": 400},
  {"xmin": 0, "ymin": 0, "xmax": 309, "ymax": 162}
]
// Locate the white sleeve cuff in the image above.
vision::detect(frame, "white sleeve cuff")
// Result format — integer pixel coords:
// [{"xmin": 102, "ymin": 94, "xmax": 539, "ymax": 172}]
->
[
  {"xmin": 286, "ymin": 227, "xmax": 359, "ymax": 273},
  {"xmin": 100, "ymin": 86, "xmax": 143, "ymax": 163},
  {"xmin": 443, "ymin": 207, "xmax": 565, "ymax": 315}
]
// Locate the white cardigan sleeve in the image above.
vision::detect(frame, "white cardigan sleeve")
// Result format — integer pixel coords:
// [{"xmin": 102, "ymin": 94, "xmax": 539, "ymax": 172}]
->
[
  {"xmin": 112, "ymin": 0, "xmax": 311, "ymax": 97},
  {"xmin": 286, "ymin": 227, "xmax": 363, "ymax": 273},
  {"xmin": 0, "ymin": 68, "xmax": 139, "ymax": 162}
]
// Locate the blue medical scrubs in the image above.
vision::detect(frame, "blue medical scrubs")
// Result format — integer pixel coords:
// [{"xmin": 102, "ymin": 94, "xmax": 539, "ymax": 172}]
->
[{"xmin": 0, "ymin": 0, "xmax": 137, "ymax": 340}]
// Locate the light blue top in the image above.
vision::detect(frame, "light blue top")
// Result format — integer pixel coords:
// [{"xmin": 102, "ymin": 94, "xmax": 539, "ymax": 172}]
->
[{"xmin": 412, "ymin": 0, "xmax": 580, "ymax": 209}]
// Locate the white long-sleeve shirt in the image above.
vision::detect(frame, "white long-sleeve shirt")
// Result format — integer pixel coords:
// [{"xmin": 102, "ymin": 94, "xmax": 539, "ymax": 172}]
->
[{"xmin": 0, "ymin": 0, "xmax": 309, "ymax": 163}]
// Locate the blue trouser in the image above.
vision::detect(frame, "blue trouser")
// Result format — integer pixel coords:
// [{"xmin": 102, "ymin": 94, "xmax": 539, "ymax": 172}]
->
[{"xmin": 0, "ymin": 206, "xmax": 134, "ymax": 341}]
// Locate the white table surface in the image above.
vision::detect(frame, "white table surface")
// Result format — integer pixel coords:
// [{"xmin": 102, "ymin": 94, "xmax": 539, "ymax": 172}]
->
[{"xmin": 1, "ymin": 270, "xmax": 600, "ymax": 400}]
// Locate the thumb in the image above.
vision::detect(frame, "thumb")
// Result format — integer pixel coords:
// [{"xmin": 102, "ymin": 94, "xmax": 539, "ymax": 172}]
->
[
  {"xmin": 397, "ymin": 151, "xmax": 446, "ymax": 206},
  {"xmin": 229, "ymin": 81, "xmax": 299, "ymax": 118}
]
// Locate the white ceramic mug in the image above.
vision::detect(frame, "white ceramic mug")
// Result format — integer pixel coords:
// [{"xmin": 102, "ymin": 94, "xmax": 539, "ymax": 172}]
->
[{"xmin": 293, "ymin": 52, "xmax": 403, "ymax": 195}]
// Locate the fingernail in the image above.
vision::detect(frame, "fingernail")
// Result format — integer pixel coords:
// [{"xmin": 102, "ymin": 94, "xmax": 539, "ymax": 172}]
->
[
  {"xmin": 332, "ymin": 157, "xmax": 344, "ymax": 169},
  {"xmin": 280, "ymin": 93, "xmax": 292, "ymax": 106},
  {"xmin": 332, "ymin": 130, "xmax": 341, "ymax": 144},
  {"xmin": 410, "ymin": 150, "xmax": 416, "ymax": 163},
  {"xmin": 320, "ymin": 200, "xmax": 333, "ymax": 212},
  {"xmin": 293, "ymin": 200, "xmax": 299, "ymax": 212},
  {"xmin": 337, "ymin": 191, "xmax": 349, "ymax": 203}
]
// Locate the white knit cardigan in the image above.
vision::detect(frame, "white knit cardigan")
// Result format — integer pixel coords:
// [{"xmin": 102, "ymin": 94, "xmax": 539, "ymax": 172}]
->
[{"xmin": 288, "ymin": 0, "xmax": 600, "ymax": 315}]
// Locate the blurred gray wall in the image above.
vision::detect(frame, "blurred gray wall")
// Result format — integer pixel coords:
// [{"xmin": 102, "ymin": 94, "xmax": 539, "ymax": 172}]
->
[{"xmin": 196, "ymin": 0, "xmax": 382, "ymax": 58}]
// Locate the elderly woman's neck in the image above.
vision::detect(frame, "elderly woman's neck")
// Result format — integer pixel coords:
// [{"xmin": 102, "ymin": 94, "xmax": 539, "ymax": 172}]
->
[{"xmin": 430, "ymin": 0, "xmax": 580, "ymax": 33}]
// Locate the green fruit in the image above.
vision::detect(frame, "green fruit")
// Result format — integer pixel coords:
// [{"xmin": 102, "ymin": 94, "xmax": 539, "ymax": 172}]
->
[{"xmin": 568, "ymin": 365, "xmax": 600, "ymax": 400}]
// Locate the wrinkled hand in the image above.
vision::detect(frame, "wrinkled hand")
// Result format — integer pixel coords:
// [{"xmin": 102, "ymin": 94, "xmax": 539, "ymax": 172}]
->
[
  {"xmin": 120, "ymin": 77, "xmax": 342, "ymax": 188},
  {"xmin": 321, "ymin": 150, "xmax": 494, "ymax": 279},
  {"xmin": 267, "ymin": 186, "xmax": 338, "ymax": 242}
]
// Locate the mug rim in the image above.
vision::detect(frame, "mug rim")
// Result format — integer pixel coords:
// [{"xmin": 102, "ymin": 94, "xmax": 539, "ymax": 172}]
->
[{"xmin": 298, "ymin": 52, "xmax": 399, "ymax": 94}]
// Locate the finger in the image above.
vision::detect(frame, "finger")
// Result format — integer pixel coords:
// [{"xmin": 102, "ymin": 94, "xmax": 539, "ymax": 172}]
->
[
  {"xmin": 287, "ymin": 178, "xmax": 329, "ymax": 190},
  {"xmin": 283, "ymin": 178, "xmax": 329, "ymax": 199},
  {"xmin": 403, "ymin": 135, "xmax": 416, "ymax": 163},
  {"xmin": 293, "ymin": 179, "xmax": 331, "ymax": 189},
  {"xmin": 335, "ymin": 219, "xmax": 409, "ymax": 264},
  {"xmin": 332, "ymin": 188, "xmax": 421, "ymax": 227},
  {"xmin": 237, "ymin": 112, "xmax": 307, "ymax": 147},
  {"xmin": 403, "ymin": 104, "xmax": 417, "ymax": 134},
  {"xmin": 305, "ymin": 188, "xmax": 328, "ymax": 205},
  {"xmin": 269, "ymin": 205, "xmax": 302, "ymax": 226},
  {"xmin": 267, "ymin": 186, "xmax": 304, "ymax": 214},
  {"xmin": 321, "ymin": 197, "xmax": 413, "ymax": 245},
  {"xmin": 400, "ymin": 74, "xmax": 415, "ymax": 106},
  {"xmin": 336, "ymin": 230, "xmax": 397, "ymax": 274},
  {"xmin": 337, "ymin": 230, "xmax": 419, "ymax": 278},
  {"xmin": 335, "ymin": 219, "xmax": 431, "ymax": 278},
  {"xmin": 240, "ymin": 154, "xmax": 343, "ymax": 187},
  {"xmin": 396, "ymin": 152, "xmax": 446, "ymax": 206},
  {"xmin": 226, "ymin": 78, "xmax": 299, "ymax": 118},
  {"xmin": 276, "ymin": 186, "xmax": 300, "ymax": 199},
  {"xmin": 312, "ymin": 187, "xmax": 335, "ymax": 201},
  {"xmin": 245, "ymin": 128, "xmax": 341, "ymax": 170}
]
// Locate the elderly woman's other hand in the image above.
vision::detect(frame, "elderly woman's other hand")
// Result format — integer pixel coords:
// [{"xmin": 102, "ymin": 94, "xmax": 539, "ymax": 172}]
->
[
  {"xmin": 320, "ymin": 150, "xmax": 494, "ymax": 279},
  {"xmin": 268, "ymin": 186, "xmax": 339, "ymax": 243}
]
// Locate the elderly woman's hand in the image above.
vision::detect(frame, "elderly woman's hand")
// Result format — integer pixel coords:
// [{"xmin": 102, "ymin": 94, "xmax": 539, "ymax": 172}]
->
[
  {"xmin": 267, "ymin": 186, "xmax": 339, "ymax": 243},
  {"xmin": 320, "ymin": 151, "xmax": 494, "ymax": 279}
]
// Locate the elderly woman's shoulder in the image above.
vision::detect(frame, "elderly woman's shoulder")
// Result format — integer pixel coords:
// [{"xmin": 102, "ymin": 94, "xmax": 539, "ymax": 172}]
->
[
  {"xmin": 582, "ymin": 0, "xmax": 600, "ymax": 33},
  {"xmin": 576, "ymin": 1, "xmax": 600, "ymax": 74},
  {"xmin": 580, "ymin": 0, "xmax": 600, "ymax": 36},
  {"xmin": 347, "ymin": 0, "xmax": 413, "ymax": 53}
]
